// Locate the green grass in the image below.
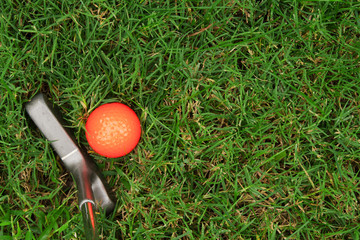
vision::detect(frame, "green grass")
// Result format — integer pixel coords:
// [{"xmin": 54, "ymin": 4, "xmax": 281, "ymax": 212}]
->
[{"xmin": 1, "ymin": 0, "xmax": 360, "ymax": 239}]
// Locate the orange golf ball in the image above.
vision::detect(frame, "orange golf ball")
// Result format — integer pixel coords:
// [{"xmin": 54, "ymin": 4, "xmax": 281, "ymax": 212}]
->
[{"xmin": 85, "ymin": 102, "xmax": 141, "ymax": 158}]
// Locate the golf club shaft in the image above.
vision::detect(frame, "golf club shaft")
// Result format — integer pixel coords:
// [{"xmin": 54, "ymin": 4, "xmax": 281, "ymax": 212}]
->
[{"xmin": 77, "ymin": 165, "xmax": 98, "ymax": 240}]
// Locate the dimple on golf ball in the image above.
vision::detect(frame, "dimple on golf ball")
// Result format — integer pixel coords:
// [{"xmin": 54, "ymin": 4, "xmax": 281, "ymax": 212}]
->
[{"xmin": 85, "ymin": 102, "xmax": 141, "ymax": 158}]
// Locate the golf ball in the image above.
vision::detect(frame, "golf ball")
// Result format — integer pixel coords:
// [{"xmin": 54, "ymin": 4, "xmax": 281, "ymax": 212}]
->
[{"xmin": 85, "ymin": 102, "xmax": 141, "ymax": 158}]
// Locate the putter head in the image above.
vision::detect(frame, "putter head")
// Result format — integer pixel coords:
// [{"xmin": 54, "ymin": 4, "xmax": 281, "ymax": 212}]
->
[{"xmin": 25, "ymin": 93, "xmax": 116, "ymax": 215}]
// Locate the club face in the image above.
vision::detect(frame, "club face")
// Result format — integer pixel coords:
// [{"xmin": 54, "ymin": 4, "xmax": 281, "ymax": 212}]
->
[
  {"xmin": 25, "ymin": 94, "xmax": 82, "ymax": 168},
  {"xmin": 25, "ymin": 93, "xmax": 115, "ymax": 214}
]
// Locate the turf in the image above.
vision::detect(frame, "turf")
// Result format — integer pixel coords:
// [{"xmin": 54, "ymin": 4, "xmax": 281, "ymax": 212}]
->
[{"xmin": 1, "ymin": 0, "xmax": 360, "ymax": 239}]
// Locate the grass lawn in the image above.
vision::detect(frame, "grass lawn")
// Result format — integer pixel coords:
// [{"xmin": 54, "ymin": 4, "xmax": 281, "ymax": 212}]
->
[{"xmin": 1, "ymin": 0, "xmax": 360, "ymax": 239}]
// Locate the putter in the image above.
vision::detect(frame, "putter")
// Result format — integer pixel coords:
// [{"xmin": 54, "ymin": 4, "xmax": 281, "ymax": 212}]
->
[{"xmin": 25, "ymin": 93, "xmax": 116, "ymax": 240}]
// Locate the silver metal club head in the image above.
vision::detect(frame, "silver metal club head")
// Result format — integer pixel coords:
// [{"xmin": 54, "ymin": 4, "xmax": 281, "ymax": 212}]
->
[{"xmin": 25, "ymin": 93, "xmax": 116, "ymax": 240}]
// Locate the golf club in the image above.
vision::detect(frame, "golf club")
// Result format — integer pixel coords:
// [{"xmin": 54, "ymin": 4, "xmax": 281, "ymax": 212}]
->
[{"xmin": 25, "ymin": 93, "xmax": 116, "ymax": 240}]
